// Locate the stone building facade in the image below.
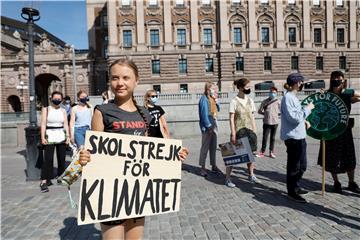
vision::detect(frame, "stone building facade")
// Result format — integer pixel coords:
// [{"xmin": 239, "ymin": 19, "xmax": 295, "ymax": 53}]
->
[
  {"xmin": 87, "ymin": 0, "xmax": 360, "ymax": 95},
  {"xmin": 1, "ymin": 16, "xmax": 92, "ymax": 113}
]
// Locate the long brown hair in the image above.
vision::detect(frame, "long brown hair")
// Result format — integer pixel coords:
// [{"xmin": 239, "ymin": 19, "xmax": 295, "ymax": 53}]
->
[{"xmin": 109, "ymin": 59, "xmax": 150, "ymax": 134}]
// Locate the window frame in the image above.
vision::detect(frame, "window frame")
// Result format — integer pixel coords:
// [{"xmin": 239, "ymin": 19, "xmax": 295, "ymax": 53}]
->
[
  {"xmin": 151, "ymin": 59, "xmax": 160, "ymax": 75},
  {"xmin": 150, "ymin": 29, "xmax": 160, "ymax": 47},
  {"xmin": 291, "ymin": 56, "xmax": 299, "ymax": 71},
  {"xmin": 316, "ymin": 56, "xmax": 323, "ymax": 71},
  {"xmin": 264, "ymin": 56, "xmax": 272, "ymax": 72},
  {"xmin": 178, "ymin": 58, "xmax": 188, "ymax": 74},
  {"xmin": 122, "ymin": 30, "xmax": 132, "ymax": 48},
  {"xmin": 177, "ymin": 29, "xmax": 187, "ymax": 46},
  {"xmin": 203, "ymin": 28, "xmax": 213, "ymax": 46},
  {"xmin": 235, "ymin": 57, "xmax": 244, "ymax": 72},
  {"xmin": 205, "ymin": 58, "xmax": 214, "ymax": 73}
]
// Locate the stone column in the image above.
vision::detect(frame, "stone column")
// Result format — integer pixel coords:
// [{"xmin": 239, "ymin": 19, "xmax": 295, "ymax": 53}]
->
[
  {"xmin": 163, "ymin": 0, "xmax": 174, "ymax": 50},
  {"xmin": 136, "ymin": 0, "xmax": 147, "ymax": 51},
  {"xmin": 248, "ymin": 0, "xmax": 257, "ymax": 48},
  {"xmin": 303, "ymin": 0, "xmax": 311, "ymax": 48},
  {"xmin": 275, "ymin": 0, "xmax": 285, "ymax": 48},
  {"xmin": 107, "ymin": 0, "xmax": 119, "ymax": 53},
  {"xmin": 86, "ymin": 5, "xmax": 96, "ymax": 52},
  {"xmin": 219, "ymin": 0, "xmax": 231, "ymax": 48},
  {"xmin": 349, "ymin": 0, "xmax": 357, "ymax": 48},
  {"xmin": 190, "ymin": 0, "xmax": 201, "ymax": 50},
  {"xmin": 326, "ymin": 0, "xmax": 334, "ymax": 48}
]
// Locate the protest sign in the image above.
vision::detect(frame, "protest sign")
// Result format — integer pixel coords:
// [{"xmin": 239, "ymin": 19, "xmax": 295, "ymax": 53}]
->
[
  {"xmin": 219, "ymin": 137, "xmax": 255, "ymax": 166},
  {"xmin": 301, "ymin": 92, "xmax": 349, "ymax": 140},
  {"xmin": 78, "ymin": 131, "xmax": 182, "ymax": 225}
]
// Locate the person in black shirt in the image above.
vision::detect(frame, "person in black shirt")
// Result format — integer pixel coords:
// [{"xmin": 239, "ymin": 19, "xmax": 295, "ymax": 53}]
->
[{"xmin": 144, "ymin": 89, "xmax": 170, "ymax": 138}]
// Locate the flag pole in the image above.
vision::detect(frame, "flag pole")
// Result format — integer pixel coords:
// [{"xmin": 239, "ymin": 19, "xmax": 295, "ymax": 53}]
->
[{"xmin": 322, "ymin": 140, "xmax": 326, "ymax": 196}]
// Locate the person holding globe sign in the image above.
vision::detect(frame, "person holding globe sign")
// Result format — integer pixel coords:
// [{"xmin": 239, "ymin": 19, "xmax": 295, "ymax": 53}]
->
[
  {"xmin": 78, "ymin": 59, "xmax": 188, "ymax": 240},
  {"xmin": 317, "ymin": 71, "xmax": 360, "ymax": 194},
  {"xmin": 280, "ymin": 73, "xmax": 315, "ymax": 203}
]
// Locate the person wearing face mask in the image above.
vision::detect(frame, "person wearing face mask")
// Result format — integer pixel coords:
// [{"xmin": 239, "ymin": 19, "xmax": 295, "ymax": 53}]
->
[
  {"xmin": 281, "ymin": 73, "xmax": 315, "ymax": 203},
  {"xmin": 225, "ymin": 78, "xmax": 261, "ymax": 188},
  {"xmin": 143, "ymin": 89, "xmax": 169, "ymax": 138},
  {"xmin": 317, "ymin": 71, "xmax": 360, "ymax": 194},
  {"xmin": 61, "ymin": 96, "xmax": 72, "ymax": 123},
  {"xmin": 40, "ymin": 91, "xmax": 70, "ymax": 193},
  {"xmin": 257, "ymin": 87, "xmax": 281, "ymax": 158},
  {"xmin": 198, "ymin": 81, "xmax": 221, "ymax": 177},
  {"xmin": 69, "ymin": 90, "xmax": 93, "ymax": 148}
]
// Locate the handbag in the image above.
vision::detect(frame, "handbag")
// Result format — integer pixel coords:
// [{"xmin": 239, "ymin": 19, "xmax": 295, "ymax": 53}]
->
[{"xmin": 45, "ymin": 128, "xmax": 66, "ymax": 144}]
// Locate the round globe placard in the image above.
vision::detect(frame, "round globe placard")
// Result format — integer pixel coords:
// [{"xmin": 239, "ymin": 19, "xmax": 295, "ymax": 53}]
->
[{"xmin": 301, "ymin": 92, "xmax": 349, "ymax": 140}]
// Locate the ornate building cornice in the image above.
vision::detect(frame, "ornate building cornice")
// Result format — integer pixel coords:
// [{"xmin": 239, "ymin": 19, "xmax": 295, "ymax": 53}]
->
[{"xmin": 146, "ymin": 7, "xmax": 162, "ymax": 16}]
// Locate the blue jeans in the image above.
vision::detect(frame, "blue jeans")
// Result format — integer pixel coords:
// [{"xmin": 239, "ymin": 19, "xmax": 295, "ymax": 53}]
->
[{"xmin": 74, "ymin": 126, "xmax": 90, "ymax": 147}]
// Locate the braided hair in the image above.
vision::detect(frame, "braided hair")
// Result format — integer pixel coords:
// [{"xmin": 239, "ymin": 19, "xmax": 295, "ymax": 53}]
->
[{"xmin": 109, "ymin": 59, "xmax": 150, "ymax": 136}]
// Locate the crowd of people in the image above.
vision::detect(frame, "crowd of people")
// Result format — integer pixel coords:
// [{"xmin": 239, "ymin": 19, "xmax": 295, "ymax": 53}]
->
[{"xmin": 37, "ymin": 57, "xmax": 359, "ymax": 239}]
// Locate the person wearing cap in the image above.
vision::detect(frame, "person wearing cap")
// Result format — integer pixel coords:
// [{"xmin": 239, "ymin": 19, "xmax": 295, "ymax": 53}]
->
[
  {"xmin": 317, "ymin": 71, "xmax": 360, "ymax": 194},
  {"xmin": 280, "ymin": 73, "xmax": 314, "ymax": 203}
]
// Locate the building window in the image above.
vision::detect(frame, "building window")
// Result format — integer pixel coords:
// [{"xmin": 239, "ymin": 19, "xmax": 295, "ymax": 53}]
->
[
  {"xmin": 316, "ymin": 56, "xmax": 323, "ymax": 71},
  {"xmin": 177, "ymin": 29, "xmax": 186, "ymax": 46},
  {"xmin": 313, "ymin": 0, "xmax": 320, "ymax": 6},
  {"xmin": 103, "ymin": 35, "xmax": 108, "ymax": 58},
  {"xmin": 179, "ymin": 59, "xmax": 187, "ymax": 74},
  {"xmin": 260, "ymin": 0, "xmax": 269, "ymax": 5},
  {"xmin": 234, "ymin": 28, "xmax": 242, "ymax": 44},
  {"xmin": 339, "ymin": 56, "xmax": 346, "ymax": 70},
  {"xmin": 336, "ymin": 0, "xmax": 343, "ymax": 7},
  {"xmin": 203, "ymin": 29, "xmax": 213, "ymax": 45},
  {"xmin": 149, "ymin": 0, "xmax": 158, "ymax": 7},
  {"xmin": 289, "ymin": 27, "xmax": 296, "ymax": 43},
  {"xmin": 314, "ymin": 28, "xmax": 322, "ymax": 43},
  {"xmin": 291, "ymin": 56, "xmax": 299, "ymax": 70},
  {"xmin": 202, "ymin": 0, "xmax": 211, "ymax": 6},
  {"xmin": 288, "ymin": 0, "xmax": 296, "ymax": 5},
  {"xmin": 122, "ymin": 0, "xmax": 131, "ymax": 6},
  {"xmin": 123, "ymin": 30, "xmax": 132, "ymax": 48},
  {"xmin": 235, "ymin": 57, "xmax": 244, "ymax": 72},
  {"xmin": 261, "ymin": 27, "xmax": 270, "ymax": 43},
  {"xmin": 205, "ymin": 58, "xmax": 214, "ymax": 73},
  {"xmin": 337, "ymin": 28, "xmax": 345, "ymax": 43},
  {"xmin": 150, "ymin": 29, "xmax": 160, "ymax": 47},
  {"xmin": 153, "ymin": 85, "xmax": 161, "ymax": 93},
  {"xmin": 232, "ymin": 0, "xmax": 241, "ymax": 5},
  {"xmin": 264, "ymin": 57, "xmax": 272, "ymax": 71},
  {"xmin": 175, "ymin": 0, "xmax": 185, "ymax": 7},
  {"xmin": 152, "ymin": 60, "xmax": 160, "ymax": 75},
  {"xmin": 101, "ymin": 14, "xmax": 108, "ymax": 27},
  {"xmin": 180, "ymin": 84, "xmax": 188, "ymax": 93}
]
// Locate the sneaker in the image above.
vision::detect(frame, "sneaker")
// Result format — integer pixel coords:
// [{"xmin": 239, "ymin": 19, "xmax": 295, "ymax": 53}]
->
[
  {"xmin": 269, "ymin": 152, "xmax": 276, "ymax": 159},
  {"xmin": 199, "ymin": 169, "xmax": 207, "ymax": 177},
  {"xmin": 296, "ymin": 188, "xmax": 308, "ymax": 195},
  {"xmin": 211, "ymin": 166, "xmax": 221, "ymax": 173},
  {"xmin": 46, "ymin": 180, "xmax": 53, "ymax": 186},
  {"xmin": 40, "ymin": 183, "xmax": 49, "ymax": 193},
  {"xmin": 348, "ymin": 181, "xmax": 360, "ymax": 193},
  {"xmin": 288, "ymin": 193, "xmax": 307, "ymax": 203},
  {"xmin": 333, "ymin": 181, "xmax": 343, "ymax": 194},
  {"xmin": 256, "ymin": 152, "xmax": 265, "ymax": 158},
  {"xmin": 225, "ymin": 179, "xmax": 236, "ymax": 188},
  {"xmin": 249, "ymin": 175, "xmax": 262, "ymax": 184}
]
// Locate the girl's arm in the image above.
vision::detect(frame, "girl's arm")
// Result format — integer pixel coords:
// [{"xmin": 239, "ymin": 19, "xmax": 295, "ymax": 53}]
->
[
  {"xmin": 351, "ymin": 91, "xmax": 360, "ymax": 103},
  {"xmin": 63, "ymin": 109, "xmax": 70, "ymax": 144},
  {"xmin": 230, "ymin": 112, "xmax": 236, "ymax": 144},
  {"xmin": 159, "ymin": 115, "xmax": 170, "ymax": 139},
  {"xmin": 40, "ymin": 107, "xmax": 48, "ymax": 145},
  {"xmin": 69, "ymin": 107, "xmax": 76, "ymax": 143}
]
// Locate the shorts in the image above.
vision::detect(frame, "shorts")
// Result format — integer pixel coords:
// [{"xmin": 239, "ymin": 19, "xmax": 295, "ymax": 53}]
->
[{"xmin": 101, "ymin": 217, "xmax": 145, "ymax": 226}]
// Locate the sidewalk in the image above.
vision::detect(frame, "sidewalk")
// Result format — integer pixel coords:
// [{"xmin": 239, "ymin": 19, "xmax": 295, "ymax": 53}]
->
[{"xmin": 1, "ymin": 134, "xmax": 360, "ymax": 240}]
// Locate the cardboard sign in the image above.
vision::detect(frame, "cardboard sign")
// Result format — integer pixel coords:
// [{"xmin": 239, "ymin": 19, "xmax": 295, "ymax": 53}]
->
[
  {"xmin": 219, "ymin": 137, "xmax": 255, "ymax": 166},
  {"xmin": 301, "ymin": 92, "xmax": 349, "ymax": 140},
  {"xmin": 78, "ymin": 131, "xmax": 182, "ymax": 225}
]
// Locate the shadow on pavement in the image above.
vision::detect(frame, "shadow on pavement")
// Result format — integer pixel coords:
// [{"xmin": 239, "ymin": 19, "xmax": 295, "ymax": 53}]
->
[
  {"xmin": 59, "ymin": 217, "xmax": 101, "ymax": 240},
  {"xmin": 182, "ymin": 163, "xmax": 226, "ymax": 185}
]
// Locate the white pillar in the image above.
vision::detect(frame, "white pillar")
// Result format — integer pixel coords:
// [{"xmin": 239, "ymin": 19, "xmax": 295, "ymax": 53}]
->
[
  {"xmin": 248, "ymin": 0, "xmax": 257, "ymax": 48},
  {"xmin": 163, "ymin": 0, "xmax": 174, "ymax": 50},
  {"xmin": 349, "ymin": 0, "xmax": 357, "ymax": 48},
  {"xmin": 303, "ymin": 0, "xmax": 311, "ymax": 48},
  {"xmin": 326, "ymin": 0, "xmax": 334, "ymax": 48},
  {"xmin": 275, "ymin": 0, "xmax": 285, "ymax": 48},
  {"xmin": 219, "ymin": 0, "xmax": 231, "ymax": 48},
  {"xmin": 107, "ymin": 0, "xmax": 118, "ymax": 53},
  {"xmin": 136, "ymin": 0, "xmax": 147, "ymax": 51},
  {"xmin": 190, "ymin": 0, "xmax": 201, "ymax": 50}
]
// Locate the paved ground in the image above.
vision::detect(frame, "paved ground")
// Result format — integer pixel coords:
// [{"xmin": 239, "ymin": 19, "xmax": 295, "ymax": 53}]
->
[{"xmin": 1, "ymin": 132, "xmax": 360, "ymax": 240}]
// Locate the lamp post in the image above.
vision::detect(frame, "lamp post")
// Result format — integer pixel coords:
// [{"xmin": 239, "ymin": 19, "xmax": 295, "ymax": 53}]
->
[
  {"xmin": 71, "ymin": 45, "xmax": 77, "ymax": 102},
  {"xmin": 21, "ymin": 7, "xmax": 41, "ymax": 180}
]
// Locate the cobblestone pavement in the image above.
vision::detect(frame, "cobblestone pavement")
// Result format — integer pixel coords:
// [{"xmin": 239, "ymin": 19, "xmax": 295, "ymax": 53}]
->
[{"xmin": 1, "ymin": 134, "xmax": 360, "ymax": 240}]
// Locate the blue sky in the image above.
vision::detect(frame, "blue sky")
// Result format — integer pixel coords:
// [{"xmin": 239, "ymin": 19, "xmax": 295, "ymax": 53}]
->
[{"xmin": 1, "ymin": 0, "xmax": 88, "ymax": 49}]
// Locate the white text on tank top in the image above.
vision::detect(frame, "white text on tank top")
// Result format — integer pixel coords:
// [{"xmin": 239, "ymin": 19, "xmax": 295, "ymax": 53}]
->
[{"xmin": 47, "ymin": 106, "xmax": 64, "ymax": 127}]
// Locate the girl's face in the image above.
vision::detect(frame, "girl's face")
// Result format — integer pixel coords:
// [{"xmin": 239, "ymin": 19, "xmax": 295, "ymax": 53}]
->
[
  {"xmin": 110, "ymin": 65, "xmax": 138, "ymax": 99},
  {"xmin": 78, "ymin": 92, "xmax": 87, "ymax": 100}
]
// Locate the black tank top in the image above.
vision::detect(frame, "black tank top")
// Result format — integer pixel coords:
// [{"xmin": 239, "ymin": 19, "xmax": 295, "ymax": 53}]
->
[{"xmin": 95, "ymin": 103, "xmax": 152, "ymax": 136}]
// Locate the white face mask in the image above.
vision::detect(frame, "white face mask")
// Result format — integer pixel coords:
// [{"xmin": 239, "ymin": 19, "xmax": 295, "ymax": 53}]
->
[
  {"xmin": 209, "ymin": 89, "xmax": 215, "ymax": 97},
  {"xmin": 150, "ymin": 96, "xmax": 158, "ymax": 104}
]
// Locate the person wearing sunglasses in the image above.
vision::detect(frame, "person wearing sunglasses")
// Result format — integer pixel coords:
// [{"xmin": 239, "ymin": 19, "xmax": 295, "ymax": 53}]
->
[{"xmin": 143, "ymin": 90, "xmax": 170, "ymax": 138}]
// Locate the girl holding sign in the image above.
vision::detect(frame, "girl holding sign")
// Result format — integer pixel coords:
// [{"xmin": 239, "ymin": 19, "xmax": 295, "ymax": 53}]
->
[
  {"xmin": 318, "ymin": 71, "xmax": 360, "ymax": 194},
  {"xmin": 79, "ymin": 59, "xmax": 188, "ymax": 240}
]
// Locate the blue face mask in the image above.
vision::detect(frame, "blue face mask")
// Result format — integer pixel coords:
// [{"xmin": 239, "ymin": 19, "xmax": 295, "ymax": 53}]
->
[
  {"xmin": 269, "ymin": 92, "xmax": 277, "ymax": 99},
  {"xmin": 150, "ymin": 96, "xmax": 158, "ymax": 104}
]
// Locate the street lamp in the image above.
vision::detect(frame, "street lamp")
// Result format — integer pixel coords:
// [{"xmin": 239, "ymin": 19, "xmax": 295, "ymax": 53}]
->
[
  {"xmin": 71, "ymin": 45, "xmax": 77, "ymax": 102},
  {"xmin": 21, "ymin": 7, "xmax": 41, "ymax": 180}
]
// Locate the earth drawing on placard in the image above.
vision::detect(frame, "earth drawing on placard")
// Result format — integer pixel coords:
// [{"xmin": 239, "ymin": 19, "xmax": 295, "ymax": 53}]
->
[{"xmin": 310, "ymin": 101, "xmax": 340, "ymax": 132}]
